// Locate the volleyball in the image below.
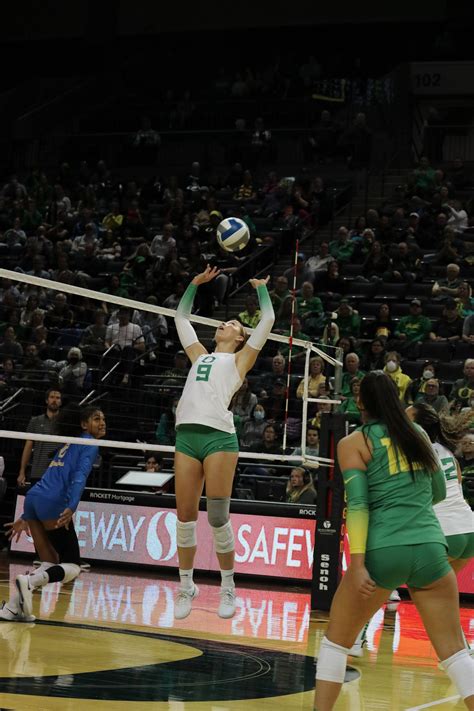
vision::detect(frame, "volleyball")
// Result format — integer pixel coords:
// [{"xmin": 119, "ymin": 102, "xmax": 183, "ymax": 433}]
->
[{"xmin": 216, "ymin": 217, "xmax": 250, "ymax": 252}]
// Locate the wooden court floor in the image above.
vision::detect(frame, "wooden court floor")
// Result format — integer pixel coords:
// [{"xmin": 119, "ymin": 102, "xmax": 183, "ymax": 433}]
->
[{"xmin": 0, "ymin": 554, "xmax": 472, "ymax": 711}]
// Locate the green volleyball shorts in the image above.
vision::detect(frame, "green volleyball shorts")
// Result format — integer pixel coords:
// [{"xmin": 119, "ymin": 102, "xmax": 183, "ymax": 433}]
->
[
  {"xmin": 446, "ymin": 532, "xmax": 474, "ymax": 560},
  {"xmin": 365, "ymin": 542, "xmax": 451, "ymax": 590},
  {"xmin": 175, "ymin": 424, "xmax": 239, "ymax": 463}
]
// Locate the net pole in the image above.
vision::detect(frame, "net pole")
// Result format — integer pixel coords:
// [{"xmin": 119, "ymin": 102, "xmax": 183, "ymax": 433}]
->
[
  {"xmin": 301, "ymin": 343, "xmax": 312, "ymax": 460},
  {"xmin": 282, "ymin": 238, "xmax": 299, "ymax": 452},
  {"xmin": 333, "ymin": 346, "xmax": 344, "ymax": 398}
]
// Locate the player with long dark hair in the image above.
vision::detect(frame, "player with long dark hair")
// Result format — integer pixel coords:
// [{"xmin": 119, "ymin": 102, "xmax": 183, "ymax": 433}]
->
[
  {"xmin": 1, "ymin": 404, "xmax": 106, "ymax": 622},
  {"xmin": 314, "ymin": 371, "xmax": 474, "ymax": 711}
]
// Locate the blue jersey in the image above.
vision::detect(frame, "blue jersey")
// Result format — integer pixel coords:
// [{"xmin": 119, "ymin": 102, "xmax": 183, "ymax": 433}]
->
[{"xmin": 25, "ymin": 434, "xmax": 98, "ymax": 513}]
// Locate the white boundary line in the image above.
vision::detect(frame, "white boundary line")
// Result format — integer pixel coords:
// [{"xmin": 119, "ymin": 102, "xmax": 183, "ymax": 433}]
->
[
  {"xmin": 0, "ymin": 268, "xmax": 342, "ymax": 367},
  {"xmin": 405, "ymin": 695, "xmax": 460, "ymax": 710}
]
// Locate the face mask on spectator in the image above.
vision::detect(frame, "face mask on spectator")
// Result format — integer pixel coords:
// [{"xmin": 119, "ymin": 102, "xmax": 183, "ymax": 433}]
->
[
  {"xmin": 423, "ymin": 369, "xmax": 434, "ymax": 379},
  {"xmin": 386, "ymin": 360, "xmax": 397, "ymax": 373},
  {"xmin": 254, "ymin": 410, "xmax": 265, "ymax": 421}
]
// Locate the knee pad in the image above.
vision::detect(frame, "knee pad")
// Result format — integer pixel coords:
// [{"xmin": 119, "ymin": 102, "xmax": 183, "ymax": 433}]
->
[
  {"xmin": 212, "ymin": 521, "xmax": 235, "ymax": 554},
  {"xmin": 207, "ymin": 497, "xmax": 230, "ymax": 528},
  {"xmin": 38, "ymin": 561, "xmax": 55, "ymax": 571},
  {"xmin": 61, "ymin": 563, "xmax": 81, "ymax": 584},
  {"xmin": 441, "ymin": 649, "xmax": 474, "ymax": 699},
  {"xmin": 315, "ymin": 636, "xmax": 351, "ymax": 683},
  {"xmin": 47, "ymin": 562, "xmax": 81, "ymax": 584},
  {"xmin": 176, "ymin": 520, "xmax": 197, "ymax": 548}
]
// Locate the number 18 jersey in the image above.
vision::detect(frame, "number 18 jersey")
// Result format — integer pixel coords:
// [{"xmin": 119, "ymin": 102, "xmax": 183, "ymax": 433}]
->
[
  {"xmin": 175, "ymin": 352, "xmax": 242, "ymax": 433},
  {"xmin": 357, "ymin": 422, "xmax": 446, "ymax": 551}
]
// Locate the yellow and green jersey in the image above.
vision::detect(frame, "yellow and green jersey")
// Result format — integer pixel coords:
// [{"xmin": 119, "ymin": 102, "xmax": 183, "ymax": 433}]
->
[{"xmin": 344, "ymin": 421, "xmax": 446, "ymax": 553}]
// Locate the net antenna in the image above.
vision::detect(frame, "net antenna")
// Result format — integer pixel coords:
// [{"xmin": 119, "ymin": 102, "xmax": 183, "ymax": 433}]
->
[{"xmin": 282, "ymin": 239, "xmax": 299, "ymax": 453}]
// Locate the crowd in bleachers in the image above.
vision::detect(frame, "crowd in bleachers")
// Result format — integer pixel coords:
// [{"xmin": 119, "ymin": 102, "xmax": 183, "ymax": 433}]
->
[
  {"xmin": 1, "ymin": 150, "xmax": 474, "ymax": 506},
  {"xmin": 227, "ymin": 155, "xmax": 474, "ymax": 503}
]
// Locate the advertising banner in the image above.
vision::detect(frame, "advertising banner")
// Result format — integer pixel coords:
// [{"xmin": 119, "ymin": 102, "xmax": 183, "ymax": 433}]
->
[{"xmin": 12, "ymin": 496, "xmax": 474, "ymax": 594}]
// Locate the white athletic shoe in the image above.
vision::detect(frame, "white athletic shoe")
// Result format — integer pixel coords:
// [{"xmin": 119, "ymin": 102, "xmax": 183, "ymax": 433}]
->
[
  {"xmin": 0, "ymin": 601, "xmax": 35, "ymax": 623},
  {"xmin": 348, "ymin": 639, "xmax": 366, "ymax": 657},
  {"xmin": 218, "ymin": 587, "xmax": 237, "ymax": 619},
  {"xmin": 388, "ymin": 589, "xmax": 401, "ymax": 602},
  {"xmin": 16, "ymin": 575, "xmax": 34, "ymax": 618},
  {"xmin": 174, "ymin": 584, "xmax": 198, "ymax": 620}
]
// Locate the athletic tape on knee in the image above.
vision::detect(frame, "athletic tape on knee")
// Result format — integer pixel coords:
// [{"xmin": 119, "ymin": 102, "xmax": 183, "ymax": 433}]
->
[
  {"xmin": 212, "ymin": 521, "xmax": 235, "ymax": 554},
  {"xmin": 207, "ymin": 497, "xmax": 230, "ymax": 528},
  {"xmin": 441, "ymin": 649, "xmax": 474, "ymax": 699},
  {"xmin": 176, "ymin": 520, "xmax": 197, "ymax": 548},
  {"xmin": 316, "ymin": 636, "xmax": 351, "ymax": 683}
]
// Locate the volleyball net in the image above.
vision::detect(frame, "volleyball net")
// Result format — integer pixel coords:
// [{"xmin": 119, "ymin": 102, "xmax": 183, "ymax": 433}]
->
[
  {"xmin": 0, "ymin": 266, "xmax": 342, "ymax": 476},
  {"xmin": 0, "ymin": 266, "xmax": 349, "ymax": 608}
]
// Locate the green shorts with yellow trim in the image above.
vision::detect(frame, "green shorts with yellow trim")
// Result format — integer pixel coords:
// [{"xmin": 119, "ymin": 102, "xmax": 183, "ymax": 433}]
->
[
  {"xmin": 365, "ymin": 542, "xmax": 451, "ymax": 590},
  {"xmin": 175, "ymin": 424, "xmax": 239, "ymax": 463},
  {"xmin": 446, "ymin": 532, "xmax": 474, "ymax": 560}
]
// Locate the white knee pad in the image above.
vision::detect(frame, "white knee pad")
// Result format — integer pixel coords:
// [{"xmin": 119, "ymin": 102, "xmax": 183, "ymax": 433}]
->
[
  {"xmin": 38, "ymin": 561, "xmax": 55, "ymax": 571},
  {"xmin": 60, "ymin": 563, "xmax": 81, "ymax": 584},
  {"xmin": 176, "ymin": 520, "xmax": 197, "ymax": 548},
  {"xmin": 316, "ymin": 636, "xmax": 351, "ymax": 683},
  {"xmin": 212, "ymin": 521, "xmax": 234, "ymax": 554},
  {"xmin": 441, "ymin": 649, "xmax": 474, "ymax": 699}
]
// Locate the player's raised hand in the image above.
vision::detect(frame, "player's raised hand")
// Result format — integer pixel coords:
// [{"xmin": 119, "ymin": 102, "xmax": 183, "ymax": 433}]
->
[
  {"xmin": 249, "ymin": 276, "xmax": 270, "ymax": 289},
  {"xmin": 192, "ymin": 265, "xmax": 221, "ymax": 285}
]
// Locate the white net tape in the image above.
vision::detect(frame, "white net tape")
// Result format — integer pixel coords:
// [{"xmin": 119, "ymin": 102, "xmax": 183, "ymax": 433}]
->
[{"xmin": 0, "ymin": 267, "xmax": 339, "ymax": 475}]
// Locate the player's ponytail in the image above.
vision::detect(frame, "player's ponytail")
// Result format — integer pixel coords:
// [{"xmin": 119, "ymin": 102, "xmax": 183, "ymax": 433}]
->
[{"xmin": 359, "ymin": 371, "xmax": 439, "ymax": 473}]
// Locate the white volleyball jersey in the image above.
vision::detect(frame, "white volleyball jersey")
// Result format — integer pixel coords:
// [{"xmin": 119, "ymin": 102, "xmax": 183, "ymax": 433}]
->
[
  {"xmin": 175, "ymin": 352, "xmax": 242, "ymax": 434},
  {"xmin": 433, "ymin": 442, "xmax": 473, "ymax": 536}
]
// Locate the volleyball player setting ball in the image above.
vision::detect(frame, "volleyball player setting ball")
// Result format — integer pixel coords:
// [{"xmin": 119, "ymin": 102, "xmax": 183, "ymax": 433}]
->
[
  {"xmin": 1, "ymin": 405, "xmax": 106, "ymax": 622},
  {"xmin": 173, "ymin": 265, "xmax": 274, "ymax": 619},
  {"xmin": 314, "ymin": 372, "xmax": 474, "ymax": 711}
]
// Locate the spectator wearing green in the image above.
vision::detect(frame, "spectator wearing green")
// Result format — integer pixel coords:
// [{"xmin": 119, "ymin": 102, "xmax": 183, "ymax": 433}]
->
[
  {"xmin": 329, "ymin": 226, "xmax": 354, "ymax": 264},
  {"xmin": 411, "ymin": 156, "xmax": 436, "ymax": 196},
  {"xmin": 335, "ymin": 299, "xmax": 361, "ymax": 339},
  {"xmin": 296, "ymin": 281, "xmax": 325, "ymax": 336},
  {"xmin": 458, "ymin": 431, "xmax": 474, "ymax": 508},
  {"xmin": 269, "ymin": 275, "xmax": 290, "ymax": 311},
  {"xmin": 341, "ymin": 353, "xmax": 365, "ymax": 397},
  {"xmin": 339, "ymin": 376, "xmax": 363, "ymax": 424},
  {"xmin": 100, "ymin": 274, "xmax": 129, "ymax": 299},
  {"xmin": 395, "ymin": 299, "xmax": 432, "ymax": 347},
  {"xmin": 450, "ymin": 358, "xmax": 474, "ymax": 409},
  {"xmin": 238, "ymin": 294, "xmax": 261, "ymax": 329},
  {"xmin": 279, "ymin": 315, "xmax": 311, "ymax": 361}
]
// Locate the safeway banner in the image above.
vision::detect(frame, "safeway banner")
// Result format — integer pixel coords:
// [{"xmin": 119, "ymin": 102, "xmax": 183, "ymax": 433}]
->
[{"xmin": 12, "ymin": 496, "xmax": 316, "ymax": 581}]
